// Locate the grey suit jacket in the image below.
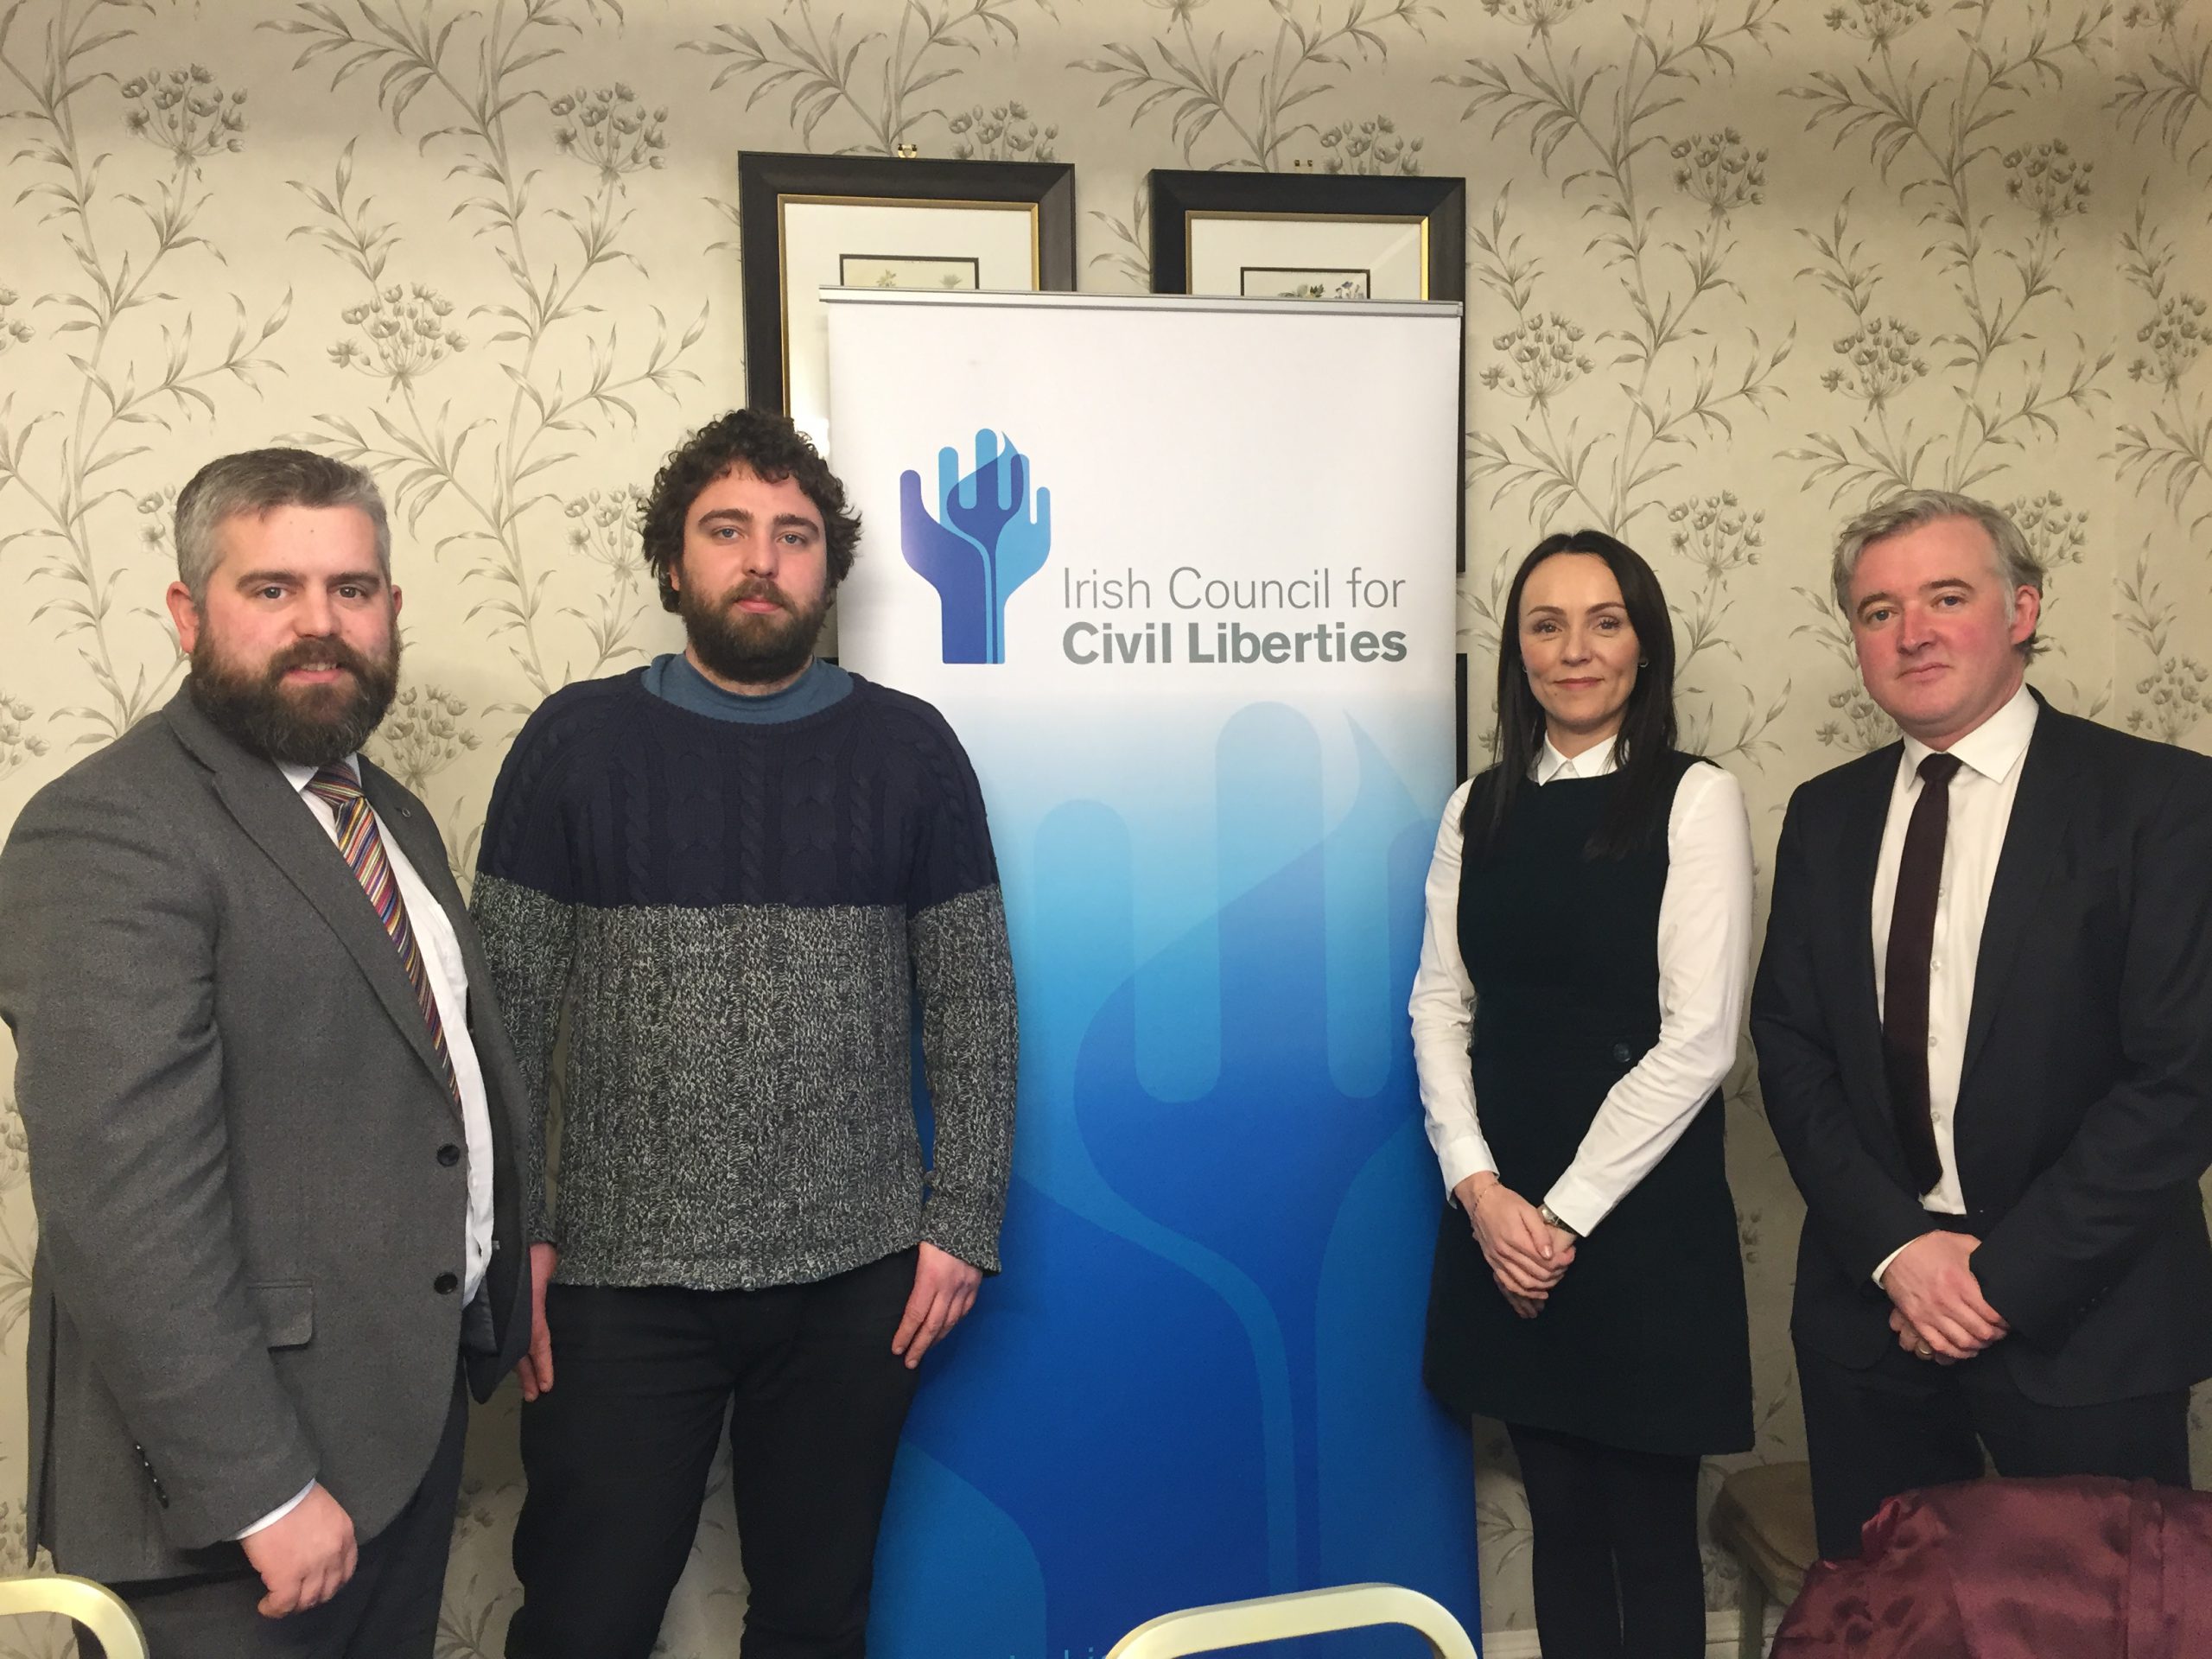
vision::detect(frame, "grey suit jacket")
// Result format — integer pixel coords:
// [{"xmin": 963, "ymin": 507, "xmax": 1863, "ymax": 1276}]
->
[{"xmin": 0, "ymin": 687, "xmax": 531, "ymax": 1584}]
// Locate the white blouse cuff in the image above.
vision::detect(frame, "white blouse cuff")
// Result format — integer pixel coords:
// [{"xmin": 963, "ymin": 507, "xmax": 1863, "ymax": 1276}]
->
[
  {"xmin": 1541, "ymin": 1170, "xmax": 1608, "ymax": 1237},
  {"xmin": 1432, "ymin": 1135, "xmax": 1496, "ymax": 1200}
]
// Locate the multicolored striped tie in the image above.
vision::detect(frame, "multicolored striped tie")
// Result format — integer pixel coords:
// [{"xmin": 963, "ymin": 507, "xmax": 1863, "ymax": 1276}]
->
[{"xmin": 305, "ymin": 765, "xmax": 459, "ymax": 1102}]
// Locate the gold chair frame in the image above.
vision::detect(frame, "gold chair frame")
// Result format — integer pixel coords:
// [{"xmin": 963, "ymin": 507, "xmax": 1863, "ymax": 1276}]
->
[
  {"xmin": 0, "ymin": 1573, "xmax": 147, "ymax": 1659},
  {"xmin": 1106, "ymin": 1582, "xmax": 1478, "ymax": 1659}
]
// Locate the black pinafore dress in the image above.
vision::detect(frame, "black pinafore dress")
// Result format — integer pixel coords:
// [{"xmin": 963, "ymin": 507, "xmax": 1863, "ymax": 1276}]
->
[{"xmin": 1422, "ymin": 753, "xmax": 1752, "ymax": 1456}]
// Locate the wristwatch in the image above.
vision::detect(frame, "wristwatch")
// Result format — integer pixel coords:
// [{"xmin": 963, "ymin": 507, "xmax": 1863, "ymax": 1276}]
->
[{"xmin": 1537, "ymin": 1204, "xmax": 1580, "ymax": 1239}]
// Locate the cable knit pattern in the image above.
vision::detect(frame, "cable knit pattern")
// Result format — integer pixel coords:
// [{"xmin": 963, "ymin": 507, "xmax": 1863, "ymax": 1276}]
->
[{"xmin": 471, "ymin": 671, "xmax": 1017, "ymax": 1288}]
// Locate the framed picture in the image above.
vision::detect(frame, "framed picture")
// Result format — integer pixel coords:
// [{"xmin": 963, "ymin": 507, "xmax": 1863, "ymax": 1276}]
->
[
  {"xmin": 1241, "ymin": 266, "xmax": 1371, "ymax": 302},
  {"xmin": 738, "ymin": 151, "xmax": 1077, "ymax": 448},
  {"xmin": 1146, "ymin": 170, "xmax": 1466, "ymax": 306},
  {"xmin": 836, "ymin": 253, "xmax": 982, "ymax": 292}
]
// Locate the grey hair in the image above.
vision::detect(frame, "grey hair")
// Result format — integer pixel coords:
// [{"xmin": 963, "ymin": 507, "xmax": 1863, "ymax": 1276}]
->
[
  {"xmin": 174, "ymin": 448, "xmax": 391, "ymax": 601},
  {"xmin": 1831, "ymin": 488, "xmax": 2046, "ymax": 660}
]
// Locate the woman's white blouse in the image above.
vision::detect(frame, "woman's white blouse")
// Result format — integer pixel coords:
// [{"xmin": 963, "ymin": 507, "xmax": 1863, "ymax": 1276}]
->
[{"xmin": 1408, "ymin": 735, "xmax": 1756, "ymax": 1235}]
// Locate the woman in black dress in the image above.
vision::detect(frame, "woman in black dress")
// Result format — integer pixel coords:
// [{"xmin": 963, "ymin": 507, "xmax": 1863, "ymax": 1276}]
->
[{"xmin": 1410, "ymin": 531, "xmax": 1754, "ymax": 1659}]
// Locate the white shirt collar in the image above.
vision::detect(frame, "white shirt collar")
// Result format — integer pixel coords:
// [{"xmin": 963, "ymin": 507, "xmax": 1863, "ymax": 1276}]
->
[
  {"xmin": 1532, "ymin": 733, "xmax": 1620, "ymax": 784},
  {"xmin": 276, "ymin": 755, "xmax": 362, "ymax": 798},
  {"xmin": 1900, "ymin": 681, "xmax": 2037, "ymax": 785}
]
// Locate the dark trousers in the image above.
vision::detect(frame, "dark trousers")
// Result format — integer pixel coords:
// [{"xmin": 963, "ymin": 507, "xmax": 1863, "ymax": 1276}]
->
[
  {"xmin": 1504, "ymin": 1422, "xmax": 1706, "ymax": 1659},
  {"xmin": 505, "ymin": 1249, "xmax": 922, "ymax": 1659},
  {"xmin": 1796, "ymin": 1338, "xmax": 2193, "ymax": 1560},
  {"xmin": 86, "ymin": 1367, "xmax": 469, "ymax": 1659}
]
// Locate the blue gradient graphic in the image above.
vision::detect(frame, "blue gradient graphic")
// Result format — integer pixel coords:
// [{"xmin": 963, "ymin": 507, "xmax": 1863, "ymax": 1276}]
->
[{"xmin": 869, "ymin": 702, "xmax": 1475, "ymax": 1657}]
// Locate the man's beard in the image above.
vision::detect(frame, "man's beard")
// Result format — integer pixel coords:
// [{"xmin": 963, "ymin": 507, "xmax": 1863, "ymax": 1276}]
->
[
  {"xmin": 188, "ymin": 632, "xmax": 401, "ymax": 768},
  {"xmin": 678, "ymin": 575, "xmax": 830, "ymax": 688}
]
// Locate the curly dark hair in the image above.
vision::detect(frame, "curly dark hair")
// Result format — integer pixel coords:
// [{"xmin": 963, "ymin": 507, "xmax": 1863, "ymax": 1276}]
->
[{"xmin": 639, "ymin": 409, "xmax": 862, "ymax": 613}]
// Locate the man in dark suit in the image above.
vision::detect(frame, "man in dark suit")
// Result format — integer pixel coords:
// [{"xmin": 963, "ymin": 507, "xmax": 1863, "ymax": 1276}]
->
[
  {"xmin": 0, "ymin": 448, "xmax": 535, "ymax": 1655},
  {"xmin": 1753, "ymin": 489, "xmax": 2212, "ymax": 1561}
]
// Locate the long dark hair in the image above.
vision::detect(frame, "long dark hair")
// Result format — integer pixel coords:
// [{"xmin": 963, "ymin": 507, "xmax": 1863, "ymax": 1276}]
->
[{"xmin": 1464, "ymin": 530, "xmax": 1682, "ymax": 860}]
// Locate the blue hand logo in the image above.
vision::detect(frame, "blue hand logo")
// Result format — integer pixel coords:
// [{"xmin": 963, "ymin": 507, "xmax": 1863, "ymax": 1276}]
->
[{"xmin": 899, "ymin": 429, "xmax": 1052, "ymax": 664}]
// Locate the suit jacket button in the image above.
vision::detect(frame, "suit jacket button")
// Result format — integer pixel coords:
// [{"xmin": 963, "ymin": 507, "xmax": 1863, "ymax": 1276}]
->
[
  {"xmin": 437, "ymin": 1144, "xmax": 461, "ymax": 1167},
  {"xmin": 434, "ymin": 1272, "xmax": 459, "ymax": 1295},
  {"xmin": 1611, "ymin": 1042, "xmax": 1633, "ymax": 1064}
]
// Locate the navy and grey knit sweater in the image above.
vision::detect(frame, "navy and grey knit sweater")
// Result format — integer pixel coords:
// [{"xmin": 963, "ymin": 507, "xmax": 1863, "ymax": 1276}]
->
[{"xmin": 471, "ymin": 666, "xmax": 1018, "ymax": 1290}]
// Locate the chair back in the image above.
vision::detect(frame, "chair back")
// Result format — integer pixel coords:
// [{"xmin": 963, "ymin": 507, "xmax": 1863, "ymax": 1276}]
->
[
  {"xmin": 0, "ymin": 1573, "xmax": 148, "ymax": 1659},
  {"xmin": 1107, "ymin": 1582, "xmax": 1478, "ymax": 1659}
]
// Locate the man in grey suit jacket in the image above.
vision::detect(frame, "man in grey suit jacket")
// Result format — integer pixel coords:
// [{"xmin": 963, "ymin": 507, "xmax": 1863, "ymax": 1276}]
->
[{"xmin": 0, "ymin": 448, "xmax": 534, "ymax": 1656}]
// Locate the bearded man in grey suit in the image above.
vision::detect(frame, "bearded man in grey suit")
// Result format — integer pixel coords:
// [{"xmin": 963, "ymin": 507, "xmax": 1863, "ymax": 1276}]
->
[{"xmin": 0, "ymin": 448, "xmax": 537, "ymax": 1656}]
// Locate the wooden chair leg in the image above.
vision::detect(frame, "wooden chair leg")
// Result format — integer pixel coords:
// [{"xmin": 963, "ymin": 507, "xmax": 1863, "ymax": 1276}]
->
[{"xmin": 1737, "ymin": 1573, "xmax": 1768, "ymax": 1659}]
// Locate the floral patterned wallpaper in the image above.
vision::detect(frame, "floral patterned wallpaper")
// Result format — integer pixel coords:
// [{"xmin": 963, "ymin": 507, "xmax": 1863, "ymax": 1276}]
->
[{"xmin": 1, "ymin": 0, "xmax": 2209, "ymax": 1649}]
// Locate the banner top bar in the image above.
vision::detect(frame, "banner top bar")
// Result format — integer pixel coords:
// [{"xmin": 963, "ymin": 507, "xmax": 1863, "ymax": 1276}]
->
[{"xmin": 817, "ymin": 287, "xmax": 1464, "ymax": 321}]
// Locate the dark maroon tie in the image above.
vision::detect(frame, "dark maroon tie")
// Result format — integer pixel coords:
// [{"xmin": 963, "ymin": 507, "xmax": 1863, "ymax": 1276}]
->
[{"xmin": 1883, "ymin": 750, "xmax": 1963, "ymax": 1194}]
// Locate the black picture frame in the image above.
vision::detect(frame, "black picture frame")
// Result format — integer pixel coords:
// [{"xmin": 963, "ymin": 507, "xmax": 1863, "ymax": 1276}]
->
[
  {"xmin": 738, "ymin": 151, "xmax": 1077, "ymax": 418},
  {"xmin": 1147, "ymin": 169, "xmax": 1466, "ymax": 313},
  {"xmin": 1458, "ymin": 652, "xmax": 1471, "ymax": 784},
  {"xmin": 1150, "ymin": 168, "xmax": 1471, "ymax": 768}
]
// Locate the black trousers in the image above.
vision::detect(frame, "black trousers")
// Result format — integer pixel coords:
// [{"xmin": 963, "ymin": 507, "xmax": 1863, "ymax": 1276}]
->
[
  {"xmin": 1503, "ymin": 1422, "xmax": 1706, "ymax": 1659},
  {"xmin": 505, "ymin": 1249, "xmax": 922, "ymax": 1659},
  {"xmin": 86, "ymin": 1366, "xmax": 469, "ymax": 1659},
  {"xmin": 1796, "ymin": 1338, "xmax": 2192, "ymax": 1560}
]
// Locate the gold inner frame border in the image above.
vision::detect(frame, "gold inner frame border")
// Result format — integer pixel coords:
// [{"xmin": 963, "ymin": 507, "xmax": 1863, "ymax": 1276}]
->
[
  {"xmin": 775, "ymin": 194, "xmax": 1045, "ymax": 410},
  {"xmin": 1181, "ymin": 210, "xmax": 1432, "ymax": 302}
]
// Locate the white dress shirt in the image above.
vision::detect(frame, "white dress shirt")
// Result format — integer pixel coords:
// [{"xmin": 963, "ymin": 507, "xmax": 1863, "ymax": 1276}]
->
[
  {"xmin": 1869, "ymin": 682, "xmax": 2038, "ymax": 1243},
  {"xmin": 1408, "ymin": 735, "xmax": 1756, "ymax": 1235},
  {"xmin": 280, "ymin": 757, "xmax": 496, "ymax": 1293},
  {"xmin": 240, "ymin": 759, "xmax": 498, "ymax": 1539}
]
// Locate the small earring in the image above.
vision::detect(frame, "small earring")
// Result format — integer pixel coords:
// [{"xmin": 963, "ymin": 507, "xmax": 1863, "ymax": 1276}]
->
[{"xmin": 1637, "ymin": 657, "xmax": 1649, "ymax": 667}]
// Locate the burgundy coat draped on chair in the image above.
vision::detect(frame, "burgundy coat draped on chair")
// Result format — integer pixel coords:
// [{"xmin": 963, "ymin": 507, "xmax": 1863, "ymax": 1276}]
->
[{"xmin": 1772, "ymin": 1476, "xmax": 2212, "ymax": 1658}]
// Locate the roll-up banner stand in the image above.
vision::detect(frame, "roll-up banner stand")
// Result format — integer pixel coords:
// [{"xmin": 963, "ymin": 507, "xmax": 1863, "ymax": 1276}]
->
[{"xmin": 828, "ymin": 289, "xmax": 1471, "ymax": 1657}]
